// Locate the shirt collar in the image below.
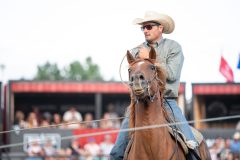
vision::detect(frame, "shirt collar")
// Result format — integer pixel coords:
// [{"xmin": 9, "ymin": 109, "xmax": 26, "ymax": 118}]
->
[{"xmin": 144, "ymin": 37, "xmax": 163, "ymax": 48}]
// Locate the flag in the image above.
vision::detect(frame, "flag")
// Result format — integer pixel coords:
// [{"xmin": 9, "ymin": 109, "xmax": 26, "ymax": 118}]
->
[
  {"xmin": 219, "ymin": 55, "xmax": 234, "ymax": 82},
  {"xmin": 237, "ymin": 53, "xmax": 240, "ymax": 69}
]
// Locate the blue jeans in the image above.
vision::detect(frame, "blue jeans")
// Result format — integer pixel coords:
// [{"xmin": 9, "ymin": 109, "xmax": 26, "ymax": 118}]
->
[
  {"xmin": 110, "ymin": 99, "xmax": 196, "ymax": 160},
  {"xmin": 110, "ymin": 117, "xmax": 130, "ymax": 160}
]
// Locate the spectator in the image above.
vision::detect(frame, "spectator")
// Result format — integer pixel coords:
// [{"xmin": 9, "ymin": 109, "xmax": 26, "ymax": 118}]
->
[
  {"xmin": 26, "ymin": 139, "xmax": 44, "ymax": 160},
  {"xmin": 40, "ymin": 119, "xmax": 50, "ymax": 127},
  {"xmin": 99, "ymin": 134, "xmax": 114, "ymax": 160},
  {"xmin": 219, "ymin": 138, "xmax": 233, "ymax": 160},
  {"xmin": 230, "ymin": 132, "xmax": 240, "ymax": 158},
  {"xmin": 66, "ymin": 139, "xmax": 85, "ymax": 160},
  {"xmin": 26, "ymin": 112, "xmax": 39, "ymax": 128},
  {"xmin": 43, "ymin": 112, "xmax": 52, "ymax": 125},
  {"xmin": 42, "ymin": 139, "xmax": 56, "ymax": 160},
  {"xmin": 83, "ymin": 137, "xmax": 101, "ymax": 160},
  {"xmin": 99, "ymin": 113, "xmax": 113, "ymax": 129},
  {"xmin": 83, "ymin": 113, "xmax": 98, "ymax": 129},
  {"xmin": 215, "ymin": 136, "xmax": 225, "ymax": 153},
  {"xmin": 52, "ymin": 113, "xmax": 64, "ymax": 128},
  {"xmin": 14, "ymin": 110, "xmax": 28, "ymax": 128},
  {"xmin": 107, "ymin": 104, "xmax": 120, "ymax": 128},
  {"xmin": 209, "ymin": 141, "xmax": 221, "ymax": 160},
  {"xmin": 40, "ymin": 112, "xmax": 52, "ymax": 127},
  {"xmin": 63, "ymin": 107, "xmax": 82, "ymax": 129},
  {"xmin": 32, "ymin": 106, "xmax": 42, "ymax": 124}
]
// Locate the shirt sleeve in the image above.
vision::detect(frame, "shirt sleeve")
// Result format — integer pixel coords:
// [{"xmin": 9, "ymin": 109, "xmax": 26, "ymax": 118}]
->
[{"xmin": 162, "ymin": 42, "xmax": 184, "ymax": 82}]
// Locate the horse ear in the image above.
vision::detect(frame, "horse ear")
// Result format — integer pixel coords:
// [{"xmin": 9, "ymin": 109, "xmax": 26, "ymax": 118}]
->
[
  {"xmin": 149, "ymin": 46, "xmax": 156, "ymax": 60},
  {"xmin": 127, "ymin": 50, "xmax": 135, "ymax": 64}
]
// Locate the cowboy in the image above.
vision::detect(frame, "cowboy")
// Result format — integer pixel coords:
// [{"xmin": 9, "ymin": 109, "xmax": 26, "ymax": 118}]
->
[{"xmin": 110, "ymin": 11, "xmax": 200, "ymax": 160}]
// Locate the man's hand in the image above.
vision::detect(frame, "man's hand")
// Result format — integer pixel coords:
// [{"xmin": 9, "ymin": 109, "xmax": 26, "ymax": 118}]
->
[{"xmin": 139, "ymin": 47, "xmax": 149, "ymax": 59}]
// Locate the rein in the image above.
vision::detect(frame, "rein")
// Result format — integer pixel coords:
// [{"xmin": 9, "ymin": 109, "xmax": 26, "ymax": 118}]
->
[{"xmin": 146, "ymin": 71, "xmax": 159, "ymax": 102}]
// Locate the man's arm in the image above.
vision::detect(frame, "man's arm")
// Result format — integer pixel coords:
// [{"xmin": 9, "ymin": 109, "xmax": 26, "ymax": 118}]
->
[{"xmin": 161, "ymin": 42, "xmax": 184, "ymax": 82}]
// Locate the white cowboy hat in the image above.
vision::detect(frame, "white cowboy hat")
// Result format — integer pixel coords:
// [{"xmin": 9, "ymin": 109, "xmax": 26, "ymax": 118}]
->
[
  {"xmin": 133, "ymin": 11, "xmax": 175, "ymax": 34},
  {"xmin": 233, "ymin": 132, "xmax": 240, "ymax": 140}
]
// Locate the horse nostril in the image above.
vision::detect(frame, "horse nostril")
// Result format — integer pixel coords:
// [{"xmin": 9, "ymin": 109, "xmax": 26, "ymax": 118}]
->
[
  {"xmin": 129, "ymin": 82, "xmax": 133, "ymax": 86},
  {"xmin": 139, "ymin": 75, "xmax": 145, "ymax": 80}
]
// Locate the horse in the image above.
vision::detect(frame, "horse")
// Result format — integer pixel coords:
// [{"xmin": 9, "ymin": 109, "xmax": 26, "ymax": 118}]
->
[{"xmin": 124, "ymin": 47, "xmax": 211, "ymax": 160}]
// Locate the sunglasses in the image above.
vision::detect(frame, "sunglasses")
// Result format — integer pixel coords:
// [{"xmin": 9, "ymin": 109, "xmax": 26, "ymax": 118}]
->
[{"xmin": 141, "ymin": 24, "xmax": 159, "ymax": 31}]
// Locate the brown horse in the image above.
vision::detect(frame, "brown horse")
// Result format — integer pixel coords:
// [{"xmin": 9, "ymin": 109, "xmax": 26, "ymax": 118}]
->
[{"xmin": 125, "ymin": 47, "xmax": 211, "ymax": 160}]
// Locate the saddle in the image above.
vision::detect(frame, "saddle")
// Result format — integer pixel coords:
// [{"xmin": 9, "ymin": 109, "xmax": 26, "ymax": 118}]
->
[
  {"xmin": 167, "ymin": 126, "xmax": 203, "ymax": 155},
  {"xmin": 123, "ymin": 126, "xmax": 203, "ymax": 159}
]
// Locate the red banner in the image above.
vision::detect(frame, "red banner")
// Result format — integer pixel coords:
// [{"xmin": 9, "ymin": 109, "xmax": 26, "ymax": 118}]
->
[
  {"xmin": 219, "ymin": 56, "xmax": 234, "ymax": 82},
  {"xmin": 72, "ymin": 128, "xmax": 119, "ymax": 147}
]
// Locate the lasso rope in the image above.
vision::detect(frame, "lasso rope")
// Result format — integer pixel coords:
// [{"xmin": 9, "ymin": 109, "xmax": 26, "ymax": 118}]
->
[
  {"xmin": 0, "ymin": 114, "xmax": 240, "ymax": 149},
  {"xmin": 118, "ymin": 53, "xmax": 130, "ymax": 88}
]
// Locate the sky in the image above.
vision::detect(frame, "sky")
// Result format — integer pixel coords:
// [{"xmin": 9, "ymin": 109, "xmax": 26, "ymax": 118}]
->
[{"xmin": 0, "ymin": 0, "xmax": 240, "ymax": 89}]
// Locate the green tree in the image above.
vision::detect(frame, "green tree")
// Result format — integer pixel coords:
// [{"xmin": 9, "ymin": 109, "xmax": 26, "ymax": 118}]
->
[
  {"xmin": 63, "ymin": 61, "xmax": 85, "ymax": 80},
  {"xmin": 34, "ymin": 62, "xmax": 63, "ymax": 80},
  {"xmin": 63, "ymin": 57, "xmax": 103, "ymax": 81},
  {"xmin": 33, "ymin": 57, "xmax": 104, "ymax": 81}
]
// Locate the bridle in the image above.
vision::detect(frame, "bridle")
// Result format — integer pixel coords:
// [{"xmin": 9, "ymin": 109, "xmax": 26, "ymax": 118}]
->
[{"xmin": 128, "ymin": 59, "xmax": 161, "ymax": 103}]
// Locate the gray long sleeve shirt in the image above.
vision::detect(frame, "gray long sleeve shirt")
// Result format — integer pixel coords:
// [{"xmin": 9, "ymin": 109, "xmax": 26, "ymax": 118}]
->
[{"xmin": 130, "ymin": 38, "xmax": 184, "ymax": 98}]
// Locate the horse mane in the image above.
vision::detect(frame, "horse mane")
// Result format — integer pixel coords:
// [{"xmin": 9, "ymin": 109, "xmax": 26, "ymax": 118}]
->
[{"xmin": 128, "ymin": 60, "xmax": 167, "ymax": 137}]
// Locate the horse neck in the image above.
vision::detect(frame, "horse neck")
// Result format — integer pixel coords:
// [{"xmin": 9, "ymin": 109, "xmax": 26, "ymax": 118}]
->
[
  {"xmin": 128, "ymin": 97, "xmax": 176, "ymax": 160},
  {"xmin": 131, "ymin": 97, "xmax": 167, "ymax": 127}
]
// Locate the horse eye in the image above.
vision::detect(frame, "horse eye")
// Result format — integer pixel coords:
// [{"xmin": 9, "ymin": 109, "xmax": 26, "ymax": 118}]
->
[{"xmin": 151, "ymin": 65, "xmax": 156, "ymax": 70}]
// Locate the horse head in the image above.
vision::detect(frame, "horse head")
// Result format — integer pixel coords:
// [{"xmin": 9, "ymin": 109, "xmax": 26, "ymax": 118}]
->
[{"xmin": 127, "ymin": 47, "xmax": 166, "ymax": 102}]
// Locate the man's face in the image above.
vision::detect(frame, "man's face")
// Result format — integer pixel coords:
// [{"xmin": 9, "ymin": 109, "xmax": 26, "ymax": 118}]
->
[{"xmin": 141, "ymin": 22, "xmax": 163, "ymax": 43}]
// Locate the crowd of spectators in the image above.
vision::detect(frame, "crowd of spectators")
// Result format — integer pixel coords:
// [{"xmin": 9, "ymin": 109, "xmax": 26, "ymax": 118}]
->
[
  {"xmin": 23, "ymin": 130, "xmax": 240, "ymax": 160},
  {"xmin": 13, "ymin": 106, "xmax": 119, "ymax": 159},
  {"xmin": 14, "ymin": 105, "xmax": 121, "ymax": 130},
  {"xmin": 207, "ymin": 132, "xmax": 240, "ymax": 160},
  {"xmin": 25, "ymin": 134, "xmax": 114, "ymax": 160},
  {"xmin": 13, "ymin": 106, "xmax": 240, "ymax": 160}
]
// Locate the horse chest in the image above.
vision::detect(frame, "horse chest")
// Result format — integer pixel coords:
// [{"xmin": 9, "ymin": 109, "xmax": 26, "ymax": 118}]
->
[{"xmin": 129, "ymin": 131, "xmax": 181, "ymax": 160}]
